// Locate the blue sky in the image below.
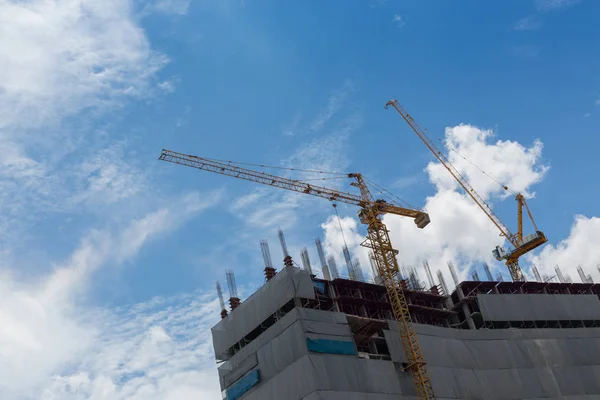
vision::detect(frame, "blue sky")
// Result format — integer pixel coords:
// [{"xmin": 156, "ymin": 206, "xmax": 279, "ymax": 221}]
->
[{"xmin": 2, "ymin": 0, "xmax": 600, "ymax": 398}]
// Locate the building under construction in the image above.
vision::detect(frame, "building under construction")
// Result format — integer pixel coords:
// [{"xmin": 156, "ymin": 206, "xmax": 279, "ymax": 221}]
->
[
  {"xmin": 212, "ymin": 245, "xmax": 600, "ymax": 400},
  {"xmin": 159, "ymin": 102, "xmax": 600, "ymax": 399}
]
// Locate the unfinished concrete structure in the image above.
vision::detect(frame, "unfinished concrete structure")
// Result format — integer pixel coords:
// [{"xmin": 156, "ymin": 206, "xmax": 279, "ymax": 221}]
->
[{"xmin": 212, "ymin": 266, "xmax": 600, "ymax": 399}]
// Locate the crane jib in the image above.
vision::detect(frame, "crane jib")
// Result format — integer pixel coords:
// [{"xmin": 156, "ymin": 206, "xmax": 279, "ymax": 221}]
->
[{"xmin": 160, "ymin": 149, "xmax": 430, "ymax": 224}]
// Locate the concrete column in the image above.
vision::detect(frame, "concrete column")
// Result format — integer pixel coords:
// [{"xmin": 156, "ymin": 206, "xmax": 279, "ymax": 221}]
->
[
  {"xmin": 453, "ymin": 284, "xmax": 476, "ymax": 329},
  {"xmin": 462, "ymin": 303, "xmax": 477, "ymax": 330},
  {"xmin": 329, "ymin": 285, "xmax": 341, "ymax": 312}
]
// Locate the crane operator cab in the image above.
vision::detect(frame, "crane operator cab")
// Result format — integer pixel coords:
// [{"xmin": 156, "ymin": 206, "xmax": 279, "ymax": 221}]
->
[
  {"xmin": 357, "ymin": 208, "xmax": 375, "ymax": 225},
  {"xmin": 492, "ymin": 246, "xmax": 508, "ymax": 261},
  {"xmin": 492, "ymin": 231, "xmax": 546, "ymax": 261}
]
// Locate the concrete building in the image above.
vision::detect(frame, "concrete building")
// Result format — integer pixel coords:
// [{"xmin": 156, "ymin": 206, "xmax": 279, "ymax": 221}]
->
[{"xmin": 211, "ymin": 266, "xmax": 600, "ymax": 400}]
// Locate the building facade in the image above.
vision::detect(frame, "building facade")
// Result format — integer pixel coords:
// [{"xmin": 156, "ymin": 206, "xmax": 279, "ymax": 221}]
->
[{"xmin": 212, "ymin": 266, "xmax": 600, "ymax": 400}]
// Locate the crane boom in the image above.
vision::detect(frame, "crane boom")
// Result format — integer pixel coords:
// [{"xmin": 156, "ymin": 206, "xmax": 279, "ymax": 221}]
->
[
  {"xmin": 159, "ymin": 149, "xmax": 430, "ymax": 225},
  {"xmin": 385, "ymin": 100, "xmax": 514, "ymax": 242},
  {"xmin": 386, "ymin": 99, "xmax": 547, "ymax": 282},
  {"xmin": 159, "ymin": 148, "xmax": 436, "ymax": 399}
]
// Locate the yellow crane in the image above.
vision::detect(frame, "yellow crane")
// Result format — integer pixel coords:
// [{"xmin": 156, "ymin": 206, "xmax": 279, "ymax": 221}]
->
[
  {"xmin": 159, "ymin": 148, "xmax": 436, "ymax": 399},
  {"xmin": 385, "ymin": 99, "xmax": 547, "ymax": 282}
]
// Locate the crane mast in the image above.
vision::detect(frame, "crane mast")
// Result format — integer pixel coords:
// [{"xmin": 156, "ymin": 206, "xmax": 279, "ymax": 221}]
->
[
  {"xmin": 159, "ymin": 148, "xmax": 436, "ymax": 399},
  {"xmin": 385, "ymin": 99, "xmax": 547, "ymax": 282}
]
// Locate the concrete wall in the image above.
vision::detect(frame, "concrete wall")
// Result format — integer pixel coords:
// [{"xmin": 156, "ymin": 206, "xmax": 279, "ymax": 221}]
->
[
  {"xmin": 215, "ymin": 290, "xmax": 600, "ymax": 400},
  {"xmin": 219, "ymin": 307, "xmax": 356, "ymax": 400},
  {"xmin": 212, "ymin": 266, "xmax": 315, "ymax": 361},
  {"xmin": 477, "ymin": 294, "xmax": 600, "ymax": 321},
  {"xmin": 385, "ymin": 323, "xmax": 600, "ymax": 399}
]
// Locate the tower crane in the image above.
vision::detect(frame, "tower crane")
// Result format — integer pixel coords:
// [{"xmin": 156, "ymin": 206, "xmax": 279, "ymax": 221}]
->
[
  {"xmin": 385, "ymin": 99, "xmax": 547, "ymax": 282},
  {"xmin": 159, "ymin": 148, "xmax": 436, "ymax": 400}
]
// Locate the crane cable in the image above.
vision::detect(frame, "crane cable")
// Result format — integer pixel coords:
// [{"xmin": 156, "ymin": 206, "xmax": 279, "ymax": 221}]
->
[
  {"xmin": 293, "ymin": 176, "xmax": 348, "ymax": 183},
  {"xmin": 203, "ymin": 156, "xmax": 347, "ymax": 177},
  {"xmin": 206, "ymin": 154, "xmax": 420, "ymax": 210},
  {"xmin": 332, "ymin": 203, "xmax": 350, "ymax": 250},
  {"xmin": 363, "ymin": 176, "xmax": 421, "ymax": 211}
]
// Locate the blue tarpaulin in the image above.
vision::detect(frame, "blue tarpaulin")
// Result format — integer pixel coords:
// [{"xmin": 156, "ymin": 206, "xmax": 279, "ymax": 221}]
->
[
  {"xmin": 312, "ymin": 280, "xmax": 326, "ymax": 295},
  {"xmin": 226, "ymin": 369, "xmax": 259, "ymax": 400},
  {"xmin": 306, "ymin": 338, "xmax": 356, "ymax": 355}
]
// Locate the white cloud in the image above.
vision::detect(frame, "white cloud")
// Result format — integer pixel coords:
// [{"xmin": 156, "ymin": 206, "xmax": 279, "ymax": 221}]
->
[
  {"xmin": 230, "ymin": 189, "xmax": 266, "ymax": 212},
  {"xmin": 115, "ymin": 190, "xmax": 223, "ymax": 263},
  {"xmin": 321, "ymin": 214, "xmax": 374, "ymax": 280},
  {"xmin": 393, "ymin": 14, "xmax": 405, "ymax": 28},
  {"xmin": 528, "ymin": 215, "xmax": 600, "ymax": 283},
  {"xmin": 158, "ymin": 79, "xmax": 178, "ymax": 93},
  {"xmin": 384, "ymin": 190, "xmax": 501, "ymax": 282},
  {"xmin": 0, "ymin": 0, "xmax": 172, "ymax": 240},
  {"xmin": 0, "ymin": 1, "xmax": 224, "ymax": 399},
  {"xmin": 427, "ymin": 125, "xmax": 547, "ymax": 199},
  {"xmin": 0, "ymin": 273, "xmax": 96, "ymax": 398},
  {"xmin": 38, "ymin": 291, "xmax": 221, "ymax": 400},
  {"xmin": 0, "ymin": 0, "xmax": 166, "ymax": 132},
  {"xmin": 70, "ymin": 143, "xmax": 147, "ymax": 209},
  {"xmin": 309, "ymin": 80, "xmax": 355, "ymax": 132},
  {"xmin": 53, "ymin": 290, "xmax": 222, "ymax": 400},
  {"xmin": 514, "ymin": 0, "xmax": 580, "ymax": 32},
  {"xmin": 0, "ymin": 192, "xmax": 220, "ymax": 399},
  {"xmin": 283, "ymin": 128, "xmax": 353, "ymax": 174},
  {"xmin": 535, "ymin": 0, "xmax": 581, "ymax": 11}
]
